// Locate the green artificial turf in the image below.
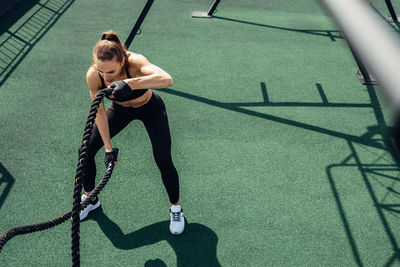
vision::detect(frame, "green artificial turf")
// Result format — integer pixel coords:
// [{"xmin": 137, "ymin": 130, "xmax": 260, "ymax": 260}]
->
[{"xmin": 1, "ymin": 0, "xmax": 400, "ymax": 266}]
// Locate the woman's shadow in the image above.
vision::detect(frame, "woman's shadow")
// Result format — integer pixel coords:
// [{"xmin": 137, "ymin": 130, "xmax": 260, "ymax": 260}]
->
[{"xmin": 89, "ymin": 207, "xmax": 221, "ymax": 266}]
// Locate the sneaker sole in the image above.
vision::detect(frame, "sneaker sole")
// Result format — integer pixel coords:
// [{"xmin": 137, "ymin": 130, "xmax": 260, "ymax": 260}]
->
[
  {"xmin": 80, "ymin": 201, "xmax": 101, "ymax": 221},
  {"xmin": 170, "ymin": 230, "xmax": 184, "ymax": 235},
  {"xmin": 169, "ymin": 226, "xmax": 185, "ymax": 235},
  {"xmin": 92, "ymin": 201, "xmax": 101, "ymax": 210}
]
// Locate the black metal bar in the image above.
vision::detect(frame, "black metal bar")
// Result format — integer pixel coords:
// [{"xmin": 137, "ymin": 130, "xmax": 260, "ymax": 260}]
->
[
  {"xmin": 207, "ymin": 0, "xmax": 221, "ymax": 16},
  {"xmin": 124, "ymin": 0, "xmax": 154, "ymax": 49},
  {"xmin": 347, "ymin": 40, "xmax": 376, "ymax": 84},
  {"xmin": 385, "ymin": 0, "xmax": 398, "ymax": 22},
  {"xmin": 192, "ymin": 0, "xmax": 222, "ymax": 18}
]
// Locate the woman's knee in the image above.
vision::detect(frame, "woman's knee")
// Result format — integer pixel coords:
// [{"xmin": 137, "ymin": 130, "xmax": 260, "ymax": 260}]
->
[{"xmin": 154, "ymin": 152, "xmax": 173, "ymax": 169}]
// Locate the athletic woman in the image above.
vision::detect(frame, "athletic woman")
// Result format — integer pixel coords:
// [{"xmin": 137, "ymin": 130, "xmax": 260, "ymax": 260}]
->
[{"xmin": 80, "ymin": 30, "xmax": 184, "ymax": 235}]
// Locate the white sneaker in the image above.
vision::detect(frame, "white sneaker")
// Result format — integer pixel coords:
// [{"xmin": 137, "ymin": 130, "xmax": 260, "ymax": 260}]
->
[
  {"xmin": 79, "ymin": 194, "xmax": 100, "ymax": 221},
  {"xmin": 169, "ymin": 205, "xmax": 185, "ymax": 235}
]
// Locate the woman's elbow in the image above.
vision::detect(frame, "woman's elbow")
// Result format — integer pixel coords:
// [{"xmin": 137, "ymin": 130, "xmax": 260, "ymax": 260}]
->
[{"xmin": 165, "ymin": 75, "xmax": 174, "ymax": 87}]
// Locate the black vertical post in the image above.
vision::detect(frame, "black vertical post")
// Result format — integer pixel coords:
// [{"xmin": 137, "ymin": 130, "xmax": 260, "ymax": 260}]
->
[
  {"xmin": 192, "ymin": 0, "xmax": 222, "ymax": 18},
  {"xmin": 124, "ymin": 0, "xmax": 154, "ymax": 49},
  {"xmin": 347, "ymin": 42, "xmax": 376, "ymax": 85},
  {"xmin": 385, "ymin": 0, "xmax": 398, "ymax": 23},
  {"xmin": 207, "ymin": 0, "xmax": 221, "ymax": 16}
]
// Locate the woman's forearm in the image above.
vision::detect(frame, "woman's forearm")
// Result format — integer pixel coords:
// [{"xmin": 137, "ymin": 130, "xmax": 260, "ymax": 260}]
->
[
  {"xmin": 95, "ymin": 107, "xmax": 113, "ymax": 152},
  {"xmin": 124, "ymin": 74, "xmax": 173, "ymax": 90}
]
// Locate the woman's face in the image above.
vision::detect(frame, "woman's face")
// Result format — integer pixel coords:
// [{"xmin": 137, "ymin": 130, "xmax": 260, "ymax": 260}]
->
[{"xmin": 94, "ymin": 56, "xmax": 124, "ymax": 84}]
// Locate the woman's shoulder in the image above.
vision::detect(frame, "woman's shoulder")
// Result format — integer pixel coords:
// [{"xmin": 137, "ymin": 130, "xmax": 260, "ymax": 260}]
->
[
  {"xmin": 86, "ymin": 65, "xmax": 98, "ymax": 80},
  {"xmin": 126, "ymin": 52, "xmax": 149, "ymax": 66},
  {"xmin": 126, "ymin": 51, "xmax": 148, "ymax": 76},
  {"xmin": 126, "ymin": 51, "xmax": 146, "ymax": 61},
  {"xmin": 86, "ymin": 65, "xmax": 101, "ymax": 89}
]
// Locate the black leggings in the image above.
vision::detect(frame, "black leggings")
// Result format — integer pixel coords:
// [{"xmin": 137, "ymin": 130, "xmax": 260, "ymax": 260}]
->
[{"xmin": 82, "ymin": 92, "xmax": 179, "ymax": 204}]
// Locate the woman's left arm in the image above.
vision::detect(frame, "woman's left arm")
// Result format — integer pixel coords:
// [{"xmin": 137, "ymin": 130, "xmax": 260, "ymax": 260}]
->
[{"xmin": 124, "ymin": 53, "xmax": 173, "ymax": 89}]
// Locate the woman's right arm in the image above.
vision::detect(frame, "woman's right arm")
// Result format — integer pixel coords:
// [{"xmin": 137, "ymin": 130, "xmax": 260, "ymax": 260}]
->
[{"xmin": 86, "ymin": 68, "xmax": 113, "ymax": 153}]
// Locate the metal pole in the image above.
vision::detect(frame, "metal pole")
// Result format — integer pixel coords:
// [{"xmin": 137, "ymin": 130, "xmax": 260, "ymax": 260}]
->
[
  {"xmin": 124, "ymin": 0, "xmax": 154, "ymax": 49},
  {"xmin": 347, "ymin": 42, "xmax": 376, "ymax": 85},
  {"xmin": 192, "ymin": 0, "xmax": 222, "ymax": 18},
  {"xmin": 320, "ymin": 0, "xmax": 400, "ymax": 109},
  {"xmin": 385, "ymin": 0, "xmax": 398, "ymax": 23},
  {"xmin": 207, "ymin": 0, "xmax": 221, "ymax": 16},
  {"xmin": 320, "ymin": 0, "xmax": 400, "ymax": 153}
]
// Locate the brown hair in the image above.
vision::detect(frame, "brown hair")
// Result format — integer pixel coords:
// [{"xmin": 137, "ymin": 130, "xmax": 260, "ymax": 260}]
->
[{"xmin": 93, "ymin": 30, "xmax": 127, "ymax": 63}]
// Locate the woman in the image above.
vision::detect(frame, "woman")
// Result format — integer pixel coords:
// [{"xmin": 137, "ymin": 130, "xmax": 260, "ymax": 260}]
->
[{"xmin": 80, "ymin": 30, "xmax": 184, "ymax": 235}]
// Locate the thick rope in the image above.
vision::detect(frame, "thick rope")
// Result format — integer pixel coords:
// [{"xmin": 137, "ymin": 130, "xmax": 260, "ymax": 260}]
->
[
  {"xmin": 71, "ymin": 89, "xmax": 108, "ymax": 267},
  {"xmin": 0, "ymin": 89, "xmax": 114, "ymax": 267},
  {"xmin": 0, "ymin": 163, "xmax": 114, "ymax": 250}
]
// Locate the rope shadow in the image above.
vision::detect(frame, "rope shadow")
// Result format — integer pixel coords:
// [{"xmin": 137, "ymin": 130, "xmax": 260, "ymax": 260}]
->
[
  {"xmin": 213, "ymin": 15, "xmax": 343, "ymax": 41},
  {"xmin": 0, "ymin": 0, "xmax": 75, "ymax": 87},
  {"xmin": 88, "ymin": 207, "xmax": 221, "ymax": 266},
  {"xmin": 0, "ymin": 162, "xmax": 15, "ymax": 210}
]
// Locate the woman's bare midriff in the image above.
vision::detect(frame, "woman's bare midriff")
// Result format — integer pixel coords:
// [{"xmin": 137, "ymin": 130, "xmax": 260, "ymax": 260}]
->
[{"xmin": 114, "ymin": 89, "xmax": 153, "ymax": 108}]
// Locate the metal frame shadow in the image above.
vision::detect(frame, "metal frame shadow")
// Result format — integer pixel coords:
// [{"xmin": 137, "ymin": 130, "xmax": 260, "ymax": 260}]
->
[
  {"xmin": 0, "ymin": 163, "xmax": 15, "ymax": 211},
  {"xmin": 0, "ymin": 0, "xmax": 75, "ymax": 87},
  {"xmin": 213, "ymin": 15, "xmax": 343, "ymax": 42},
  {"xmin": 162, "ymin": 83, "xmax": 385, "ymax": 149},
  {"xmin": 160, "ymin": 81, "xmax": 399, "ymax": 265},
  {"xmin": 326, "ymin": 140, "xmax": 400, "ymax": 266}
]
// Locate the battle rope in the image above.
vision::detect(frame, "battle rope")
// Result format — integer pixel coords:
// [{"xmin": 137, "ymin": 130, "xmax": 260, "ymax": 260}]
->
[
  {"xmin": 0, "ymin": 161, "xmax": 114, "ymax": 251},
  {"xmin": 0, "ymin": 88, "xmax": 115, "ymax": 267},
  {"xmin": 0, "ymin": 1, "xmax": 154, "ymax": 261}
]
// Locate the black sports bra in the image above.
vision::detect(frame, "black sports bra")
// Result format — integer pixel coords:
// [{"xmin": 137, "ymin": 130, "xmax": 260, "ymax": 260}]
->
[{"xmin": 99, "ymin": 56, "xmax": 148, "ymax": 102}]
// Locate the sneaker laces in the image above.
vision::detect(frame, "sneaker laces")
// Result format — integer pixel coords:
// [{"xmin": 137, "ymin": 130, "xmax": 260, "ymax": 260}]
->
[{"xmin": 171, "ymin": 211, "xmax": 182, "ymax": 222}]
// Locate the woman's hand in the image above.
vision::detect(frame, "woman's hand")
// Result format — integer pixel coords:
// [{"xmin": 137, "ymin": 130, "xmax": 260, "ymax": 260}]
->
[
  {"xmin": 109, "ymin": 80, "xmax": 132, "ymax": 101},
  {"xmin": 104, "ymin": 148, "xmax": 119, "ymax": 167}
]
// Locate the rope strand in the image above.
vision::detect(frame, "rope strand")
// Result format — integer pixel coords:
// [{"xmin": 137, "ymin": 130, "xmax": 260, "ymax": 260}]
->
[{"xmin": 0, "ymin": 89, "xmax": 115, "ymax": 267}]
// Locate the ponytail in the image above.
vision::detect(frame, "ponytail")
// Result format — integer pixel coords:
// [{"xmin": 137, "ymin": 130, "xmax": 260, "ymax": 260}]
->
[{"xmin": 93, "ymin": 30, "xmax": 127, "ymax": 62}]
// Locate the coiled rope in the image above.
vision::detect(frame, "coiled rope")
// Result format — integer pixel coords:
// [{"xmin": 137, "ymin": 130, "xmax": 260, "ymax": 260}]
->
[{"xmin": 0, "ymin": 88, "xmax": 115, "ymax": 267}]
